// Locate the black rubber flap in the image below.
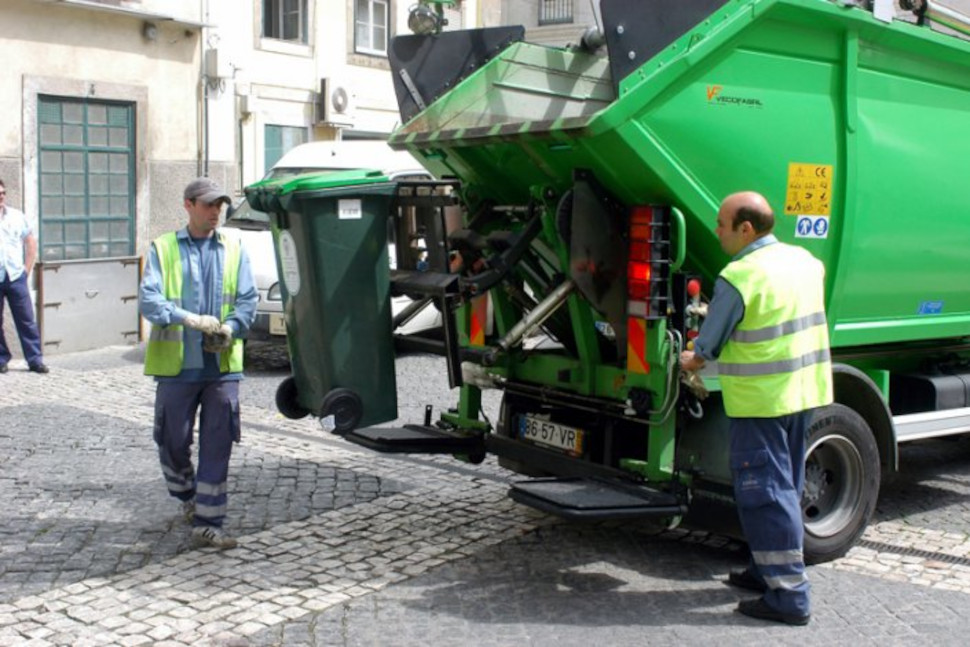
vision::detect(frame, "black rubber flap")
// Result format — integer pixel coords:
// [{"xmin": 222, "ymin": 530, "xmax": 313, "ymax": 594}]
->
[
  {"xmin": 388, "ymin": 26, "xmax": 525, "ymax": 124},
  {"xmin": 510, "ymin": 477, "xmax": 686, "ymax": 520},
  {"xmin": 389, "ymin": 269, "xmax": 459, "ymax": 297},
  {"xmin": 601, "ymin": 0, "xmax": 729, "ymax": 93},
  {"xmin": 343, "ymin": 424, "xmax": 484, "ymax": 454}
]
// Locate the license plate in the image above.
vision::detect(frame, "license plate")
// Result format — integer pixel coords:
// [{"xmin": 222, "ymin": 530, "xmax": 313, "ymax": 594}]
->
[
  {"xmin": 518, "ymin": 415, "xmax": 584, "ymax": 455},
  {"xmin": 269, "ymin": 314, "xmax": 287, "ymax": 336}
]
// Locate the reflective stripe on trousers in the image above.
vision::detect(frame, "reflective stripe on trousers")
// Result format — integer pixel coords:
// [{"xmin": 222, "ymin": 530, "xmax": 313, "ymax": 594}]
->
[
  {"xmin": 729, "ymin": 412, "xmax": 811, "ymax": 617},
  {"xmin": 153, "ymin": 380, "xmax": 240, "ymax": 528}
]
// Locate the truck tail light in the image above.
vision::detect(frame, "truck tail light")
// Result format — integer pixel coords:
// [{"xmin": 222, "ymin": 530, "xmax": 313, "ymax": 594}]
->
[
  {"xmin": 627, "ymin": 207, "xmax": 653, "ymax": 301},
  {"xmin": 626, "ymin": 205, "xmax": 672, "ymax": 375},
  {"xmin": 627, "ymin": 261, "xmax": 651, "ymax": 300},
  {"xmin": 626, "ymin": 206, "xmax": 670, "ymax": 319}
]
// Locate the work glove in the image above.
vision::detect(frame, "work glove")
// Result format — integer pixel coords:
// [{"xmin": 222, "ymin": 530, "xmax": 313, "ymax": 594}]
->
[
  {"xmin": 681, "ymin": 370, "xmax": 709, "ymax": 401},
  {"xmin": 203, "ymin": 324, "xmax": 234, "ymax": 354},
  {"xmin": 182, "ymin": 314, "xmax": 224, "ymax": 335}
]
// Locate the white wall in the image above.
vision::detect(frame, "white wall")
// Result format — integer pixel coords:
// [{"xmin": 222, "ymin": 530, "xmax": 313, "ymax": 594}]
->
[
  {"xmin": 204, "ymin": 0, "xmax": 485, "ymax": 188},
  {"xmin": 0, "ymin": 0, "xmax": 207, "ymax": 252}
]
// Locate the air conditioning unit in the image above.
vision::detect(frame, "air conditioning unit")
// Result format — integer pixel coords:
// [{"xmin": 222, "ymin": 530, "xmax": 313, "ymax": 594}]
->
[{"xmin": 316, "ymin": 77, "xmax": 356, "ymax": 127}]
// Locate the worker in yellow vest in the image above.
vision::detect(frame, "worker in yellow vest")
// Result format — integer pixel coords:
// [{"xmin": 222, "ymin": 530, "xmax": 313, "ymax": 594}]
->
[
  {"xmin": 139, "ymin": 177, "xmax": 258, "ymax": 549},
  {"xmin": 680, "ymin": 191, "xmax": 833, "ymax": 626}
]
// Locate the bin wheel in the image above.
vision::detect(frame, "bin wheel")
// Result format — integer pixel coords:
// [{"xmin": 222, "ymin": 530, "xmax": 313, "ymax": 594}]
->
[
  {"xmin": 457, "ymin": 448, "xmax": 487, "ymax": 465},
  {"xmin": 276, "ymin": 377, "xmax": 309, "ymax": 420},
  {"xmin": 320, "ymin": 388, "xmax": 363, "ymax": 435}
]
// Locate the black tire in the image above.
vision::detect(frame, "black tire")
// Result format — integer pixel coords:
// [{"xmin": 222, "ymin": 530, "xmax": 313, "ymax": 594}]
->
[
  {"xmin": 320, "ymin": 388, "xmax": 363, "ymax": 435},
  {"xmin": 802, "ymin": 403, "xmax": 880, "ymax": 565},
  {"xmin": 458, "ymin": 448, "xmax": 487, "ymax": 465},
  {"xmin": 276, "ymin": 376, "xmax": 309, "ymax": 420}
]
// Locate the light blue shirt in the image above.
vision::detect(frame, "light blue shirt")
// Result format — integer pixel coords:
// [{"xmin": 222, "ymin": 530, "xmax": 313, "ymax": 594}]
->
[
  {"xmin": 139, "ymin": 227, "xmax": 258, "ymax": 382},
  {"xmin": 694, "ymin": 235, "xmax": 778, "ymax": 361},
  {"xmin": 0, "ymin": 205, "xmax": 34, "ymax": 282}
]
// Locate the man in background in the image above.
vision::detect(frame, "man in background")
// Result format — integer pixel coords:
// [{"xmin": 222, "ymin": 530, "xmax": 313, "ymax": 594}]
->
[{"xmin": 0, "ymin": 178, "xmax": 49, "ymax": 374}]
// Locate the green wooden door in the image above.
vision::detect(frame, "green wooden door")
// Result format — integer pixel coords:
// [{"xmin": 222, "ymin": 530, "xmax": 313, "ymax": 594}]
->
[{"xmin": 38, "ymin": 96, "xmax": 135, "ymax": 261}]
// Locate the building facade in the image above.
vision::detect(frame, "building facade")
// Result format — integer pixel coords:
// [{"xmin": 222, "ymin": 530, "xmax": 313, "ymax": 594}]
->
[
  {"xmin": 0, "ymin": 0, "xmax": 492, "ymax": 355},
  {"xmin": 501, "ymin": 0, "xmax": 602, "ymax": 46},
  {"xmin": 2, "ymin": 0, "xmax": 598, "ymax": 356}
]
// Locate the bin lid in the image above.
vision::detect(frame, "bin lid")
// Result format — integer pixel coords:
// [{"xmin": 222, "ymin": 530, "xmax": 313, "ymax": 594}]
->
[{"xmin": 245, "ymin": 168, "xmax": 394, "ymax": 213}]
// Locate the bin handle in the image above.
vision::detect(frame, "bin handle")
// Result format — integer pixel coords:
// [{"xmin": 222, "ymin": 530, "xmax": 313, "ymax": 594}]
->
[{"xmin": 670, "ymin": 206, "xmax": 686, "ymax": 272}]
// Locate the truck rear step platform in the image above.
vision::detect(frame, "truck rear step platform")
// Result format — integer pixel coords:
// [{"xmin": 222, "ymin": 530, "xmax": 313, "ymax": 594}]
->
[
  {"xmin": 343, "ymin": 424, "xmax": 484, "ymax": 454},
  {"xmin": 510, "ymin": 477, "xmax": 687, "ymax": 521}
]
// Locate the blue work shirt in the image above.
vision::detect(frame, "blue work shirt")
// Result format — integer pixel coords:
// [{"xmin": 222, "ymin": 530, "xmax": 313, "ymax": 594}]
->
[
  {"xmin": 0, "ymin": 206, "xmax": 34, "ymax": 282},
  {"xmin": 693, "ymin": 235, "xmax": 778, "ymax": 362},
  {"xmin": 139, "ymin": 227, "xmax": 258, "ymax": 382}
]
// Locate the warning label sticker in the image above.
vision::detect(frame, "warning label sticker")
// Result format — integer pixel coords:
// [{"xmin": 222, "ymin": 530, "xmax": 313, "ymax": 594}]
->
[
  {"xmin": 795, "ymin": 215, "xmax": 829, "ymax": 239},
  {"xmin": 784, "ymin": 163, "xmax": 833, "ymax": 216}
]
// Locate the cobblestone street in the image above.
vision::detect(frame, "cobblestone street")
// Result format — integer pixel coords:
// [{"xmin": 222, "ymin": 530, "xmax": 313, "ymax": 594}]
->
[{"xmin": 1, "ymin": 344, "xmax": 969, "ymax": 646}]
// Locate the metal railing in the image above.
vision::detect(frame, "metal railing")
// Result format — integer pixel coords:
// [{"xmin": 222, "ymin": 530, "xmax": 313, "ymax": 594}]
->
[{"xmin": 539, "ymin": 0, "xmax": 573, "ymax": 26}]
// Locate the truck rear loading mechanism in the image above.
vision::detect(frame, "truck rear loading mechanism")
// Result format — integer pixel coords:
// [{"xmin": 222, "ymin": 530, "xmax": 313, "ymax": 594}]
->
[{"xmin": 258, "ymin": 0, "xmax": 970, "ymax": 564}]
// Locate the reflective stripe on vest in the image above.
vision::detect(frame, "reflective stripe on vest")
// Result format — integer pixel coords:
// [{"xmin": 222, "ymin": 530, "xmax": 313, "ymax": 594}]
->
[
  {"xmin": 219, "ymin": 232, "xmax": 244, "ymax": 374},
  {"xmin": 717, "ymin": 242, "xmax": 833, "ymax": 417},
  {"xmin": 144, "ymin": 231, "xmax": 244, "ymax": 376}
]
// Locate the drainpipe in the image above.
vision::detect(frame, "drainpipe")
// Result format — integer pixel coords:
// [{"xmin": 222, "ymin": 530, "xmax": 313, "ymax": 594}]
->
[
  {"xmin": 204, "ymin": 0, "xmax": 211, "ymax": 176},
  {"xmin": 237, "ymin": 116, "xmax": 244, "ymax": 191},
  {"xmin": 196, "ymin": 0, "xmax": 204, "ymax": 176},
  {"xmin": 202, "ymin": 79, "xmax": 210, "ymax": 176},
  {"xmin": 197, "ymin": 0, "xmax": 210, "ymax": 177}
]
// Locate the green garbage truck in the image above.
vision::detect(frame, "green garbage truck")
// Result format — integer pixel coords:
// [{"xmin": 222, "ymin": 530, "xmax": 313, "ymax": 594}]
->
[{"xmin": 267, "ymin": 0, "xmax": 970, "ymax": 564}]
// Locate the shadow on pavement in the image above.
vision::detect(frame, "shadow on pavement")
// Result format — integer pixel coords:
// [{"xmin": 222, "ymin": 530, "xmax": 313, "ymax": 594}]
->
[{"xmin": 0, "ymin": 402, "xmax": 407, "ymax": 604}]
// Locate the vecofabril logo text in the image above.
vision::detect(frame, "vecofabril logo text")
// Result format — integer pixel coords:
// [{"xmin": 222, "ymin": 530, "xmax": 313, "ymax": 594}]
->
[{"xmin": 706, "ymin": 85, "xmax": 763, "ymax": 108}]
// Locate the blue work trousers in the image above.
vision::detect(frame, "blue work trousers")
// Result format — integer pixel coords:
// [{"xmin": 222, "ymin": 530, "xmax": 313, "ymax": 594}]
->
[
  {"xmin": 730, "ymin": 412, "xmax": 811, "ymax": 617},
  {"xmin": 153, "ymin": 380, "xmax": 240, "ymax": 528},
  {"xmin": 0, "ymin": 273, "xmax": 43, "ymax": 366}
]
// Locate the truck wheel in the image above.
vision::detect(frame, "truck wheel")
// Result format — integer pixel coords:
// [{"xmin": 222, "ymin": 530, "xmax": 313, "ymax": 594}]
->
[
  {"xmin": 802, "ymin": 403, "xmax": 880, "ymax": 565},
  {"xmin": 276, "ymin": 376, "xmax": 309, "ymax": 420}
]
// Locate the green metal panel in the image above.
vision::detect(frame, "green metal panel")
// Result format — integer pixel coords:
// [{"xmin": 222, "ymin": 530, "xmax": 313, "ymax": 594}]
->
[{"xmin": 391, "ymin": 0, "xmax": 970, "ymax": 349}]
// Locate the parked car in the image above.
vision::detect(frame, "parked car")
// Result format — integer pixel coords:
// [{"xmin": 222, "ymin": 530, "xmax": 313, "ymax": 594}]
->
[{"xmin": 224, "ymin": 140, "xmax": 442, "ymax": 345}]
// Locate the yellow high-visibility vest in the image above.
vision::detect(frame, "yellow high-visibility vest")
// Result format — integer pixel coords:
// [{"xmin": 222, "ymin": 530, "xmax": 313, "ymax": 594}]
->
[
  {"xmin": 144, "ymin": 231, "xmax": 243, "ymax": 376},
  {"xmin": 717, "ymin": 242, "xmax": 833, "ymax": 417}
]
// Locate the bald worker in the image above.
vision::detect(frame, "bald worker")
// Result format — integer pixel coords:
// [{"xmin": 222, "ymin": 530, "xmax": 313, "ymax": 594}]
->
[{"xmin": 680, "ymin": 191, "xmax": 833, "ymax": 626}]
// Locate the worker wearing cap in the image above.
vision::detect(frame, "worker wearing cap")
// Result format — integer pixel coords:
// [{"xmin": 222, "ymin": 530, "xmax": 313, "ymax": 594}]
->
[
  {"xmin": 139, "ymin": 177, "xmax": 258, "ymax": 550},
  {"xmin": 680, "ymin": 191, "xmax": 833, "ymax": 626}
]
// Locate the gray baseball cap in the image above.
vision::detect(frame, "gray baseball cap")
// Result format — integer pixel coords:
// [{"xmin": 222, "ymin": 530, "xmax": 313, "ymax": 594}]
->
[{"xmin": 184, "ymin": 177, "xmax": 231, "ymax": 204}]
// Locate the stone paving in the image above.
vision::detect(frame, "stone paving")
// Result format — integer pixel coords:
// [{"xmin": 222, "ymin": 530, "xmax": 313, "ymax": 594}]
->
[{"xmin": 0, "ymin": 344, "xmax": 969, "ymax": 645}]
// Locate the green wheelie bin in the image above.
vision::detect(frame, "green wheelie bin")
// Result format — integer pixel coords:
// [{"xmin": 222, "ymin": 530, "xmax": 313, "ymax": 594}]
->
[{"xmin": 245, "ymin": 169, "xmax": 399, "ymax": 432}]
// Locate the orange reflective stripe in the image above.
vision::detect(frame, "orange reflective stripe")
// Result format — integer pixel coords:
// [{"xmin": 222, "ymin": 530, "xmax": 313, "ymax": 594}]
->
[
  {"xmin": 469, "ymin": 295, "xmax": 488, "ymax": 347},
  {"xmin": 626, "ymin": 317, "xmax": 649, "ymax": 374}
]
